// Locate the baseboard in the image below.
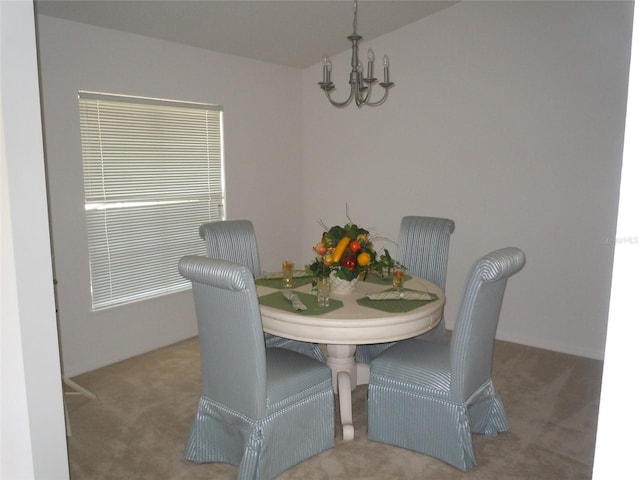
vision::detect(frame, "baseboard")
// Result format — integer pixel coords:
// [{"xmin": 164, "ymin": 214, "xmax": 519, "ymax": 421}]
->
[
  {"xmin": 63, "ymin": 331, "xmax": 198, "ymax": 377},
  {"xmin": 495, "ymin": 331, "xmax": 605, "ymax": 361}
]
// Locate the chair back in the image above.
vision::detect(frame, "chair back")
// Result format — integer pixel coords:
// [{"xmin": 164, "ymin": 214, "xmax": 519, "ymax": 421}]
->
[
  {"xmin": 179, "ymin": 255, "xmax": 267, "ymax": 419},
  {"xmin": 450, "ymin": 247, "xmax": 525, "ymax": 402},
  {"xmin": 199, "ymin": 220, "xmax": 262, "ymax": 277},
  {"xmin": 397, "ymin": 216, "xmax": 455, "ymax": 290}
]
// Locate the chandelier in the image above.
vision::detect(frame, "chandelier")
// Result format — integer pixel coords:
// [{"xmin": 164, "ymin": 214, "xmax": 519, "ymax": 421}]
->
[{"xmin": 319, "ymin": 0, "xmax": 395, "ymax": 108}]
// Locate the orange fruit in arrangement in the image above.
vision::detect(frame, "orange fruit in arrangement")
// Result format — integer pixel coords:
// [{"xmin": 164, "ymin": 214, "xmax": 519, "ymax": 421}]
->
[
  {"xmin": 314, "ymin": 242, "xmax": 328, "ymax": 255},
  {"xmin": 357, "ymin": 252, "xmax": 371, "ymax": 267}
]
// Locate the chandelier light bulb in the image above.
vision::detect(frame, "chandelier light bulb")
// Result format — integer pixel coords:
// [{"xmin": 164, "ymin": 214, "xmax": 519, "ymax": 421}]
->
[{"xmin": 324, "ymin": 55, "xmax": 332, "ymax": 71}]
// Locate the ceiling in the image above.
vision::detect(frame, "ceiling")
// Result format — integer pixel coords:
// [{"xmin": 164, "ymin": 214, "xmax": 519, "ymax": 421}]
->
[{"xmin": 35, "ymin": 0, "xmax": 456, "ymax": 68}]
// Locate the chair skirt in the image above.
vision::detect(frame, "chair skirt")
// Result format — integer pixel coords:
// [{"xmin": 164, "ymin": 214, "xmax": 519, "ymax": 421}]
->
[
  {"xmin": 185, "ymin": 378, "xmax": 334, "ymax": 480},
  {"xmin": 367, "ymin": 374, "xmax": 508, "ymax": 472}
]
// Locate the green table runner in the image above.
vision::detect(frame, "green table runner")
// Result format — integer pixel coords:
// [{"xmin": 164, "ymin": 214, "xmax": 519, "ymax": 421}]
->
[
  {"xmin": 259, "ymin": 290, "xmax": 343, "ymax": 315},
  {"xmin": 356, "ymin": 290, "xmax": 438, "ymax": 313}
]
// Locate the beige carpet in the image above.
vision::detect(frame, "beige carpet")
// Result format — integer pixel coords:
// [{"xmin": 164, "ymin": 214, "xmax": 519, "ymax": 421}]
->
[{"xmin": 65, "ymin": 337, "xmax": 601, "ymax": 479}]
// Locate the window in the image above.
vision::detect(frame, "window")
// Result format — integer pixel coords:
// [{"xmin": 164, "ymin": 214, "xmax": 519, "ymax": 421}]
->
[{"xmin": 78, "ymin": 92, "xmax": 224, "ymax": 310}]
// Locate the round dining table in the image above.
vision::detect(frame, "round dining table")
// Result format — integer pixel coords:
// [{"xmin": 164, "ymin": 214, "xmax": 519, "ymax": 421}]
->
[{"xmin": 256, "ymin": 274, "xmax": 445, "ymax": 441}]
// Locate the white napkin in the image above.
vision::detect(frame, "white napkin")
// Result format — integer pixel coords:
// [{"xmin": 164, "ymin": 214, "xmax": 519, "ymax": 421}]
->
[
  {"xmin": 367, "ymin": 290, "xmax": 434, "ymax": 301},
  {"xmin": 281, "ymin": 290, "xmax": 307, "ymax": 311},
  {"xmin": 263, "ymin": 270, "xmax": 308, "ymax": 279}
]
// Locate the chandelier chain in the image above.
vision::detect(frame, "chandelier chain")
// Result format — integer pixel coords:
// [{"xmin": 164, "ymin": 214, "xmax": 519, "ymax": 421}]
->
[{"xmin": 353, "ymin": 0, "xmax": 358, "ymax": 35}]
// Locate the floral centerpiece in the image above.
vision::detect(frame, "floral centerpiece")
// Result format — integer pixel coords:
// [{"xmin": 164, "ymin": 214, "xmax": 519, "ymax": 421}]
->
[{"xmin": 306, "ymin": 219, "xmax": 398, "ymax": 294}]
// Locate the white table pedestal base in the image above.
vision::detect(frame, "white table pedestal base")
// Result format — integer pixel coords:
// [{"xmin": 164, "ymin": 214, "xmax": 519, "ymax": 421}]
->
[{"xmin": 326, "ymin": 344, "xmax": 371, "ymax": 440}]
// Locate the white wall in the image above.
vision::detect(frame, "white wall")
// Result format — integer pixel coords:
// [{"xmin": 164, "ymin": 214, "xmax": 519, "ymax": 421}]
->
[
  {"xmin": 1, "ymin": 2, "xmax": 69, "ymax": 477},
  {"xmin": 302, "ymin": 1, "xmax": 632, "ymax": 359},
  {"xmin": 36, "ymin": 16, "xmax": 304, "ymax": 376},
  {"xmin": 37, "ymin": 1, "xmax": 631, "ymax": 376}
]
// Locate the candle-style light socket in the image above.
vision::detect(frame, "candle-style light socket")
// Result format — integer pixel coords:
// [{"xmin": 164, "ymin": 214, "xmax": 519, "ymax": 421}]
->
[{"xmin": 367, "ymin": 48, "xmax": 374, "ymax": 79}]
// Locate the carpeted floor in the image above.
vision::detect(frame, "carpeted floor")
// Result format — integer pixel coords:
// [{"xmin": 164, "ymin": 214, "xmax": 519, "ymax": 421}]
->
[{"xmin": 65, "ymin": 336, "xmax": 602, "ymax": 479}]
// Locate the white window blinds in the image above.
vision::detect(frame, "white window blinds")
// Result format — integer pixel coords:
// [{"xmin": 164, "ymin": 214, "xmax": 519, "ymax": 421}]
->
[{"xmin": 78, "ymin": 92, "xmax": 225, "ymax": 310}]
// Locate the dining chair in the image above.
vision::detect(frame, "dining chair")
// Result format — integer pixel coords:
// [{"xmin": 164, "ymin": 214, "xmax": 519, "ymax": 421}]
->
[
  {"xmin": 355, "ymin": 216, "xmax": 455, "ymax": 363},
  {"xmin": 367, "ymin": 247, "xmax": 526, "ymax": 471},
  {"xmin": 199, "ymin": 220, "xmax": 326, "ymax": 363},
  {"xmin": 179, "ymin": 256, "xmax": 335, "ymax": 480}
]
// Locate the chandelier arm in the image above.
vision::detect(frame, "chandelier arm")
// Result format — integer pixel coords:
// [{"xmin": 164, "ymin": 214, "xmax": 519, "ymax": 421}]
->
[
  {"xmin": 325, "ymin": 87, "xmax": 355, "ymax": 108},
  {"xmin": 362, "ymin": 87, "xmax": 391, "ymax": 107}
]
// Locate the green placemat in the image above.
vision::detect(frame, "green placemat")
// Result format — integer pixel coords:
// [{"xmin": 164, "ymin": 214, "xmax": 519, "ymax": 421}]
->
[
  {"xmin": 363, "ymin": 273, "xmax": 412, "ymax": 286},
  {"xmin": 356, "ymin": 290, "xmax": 438, "ymax": 313},
  {"xmin": 255, "ymin": 276, "xmax": 315, "ymax": 289},
  {"xmin": 259, "ymin": 290, "xmax": 343, "ymax": 315}
]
